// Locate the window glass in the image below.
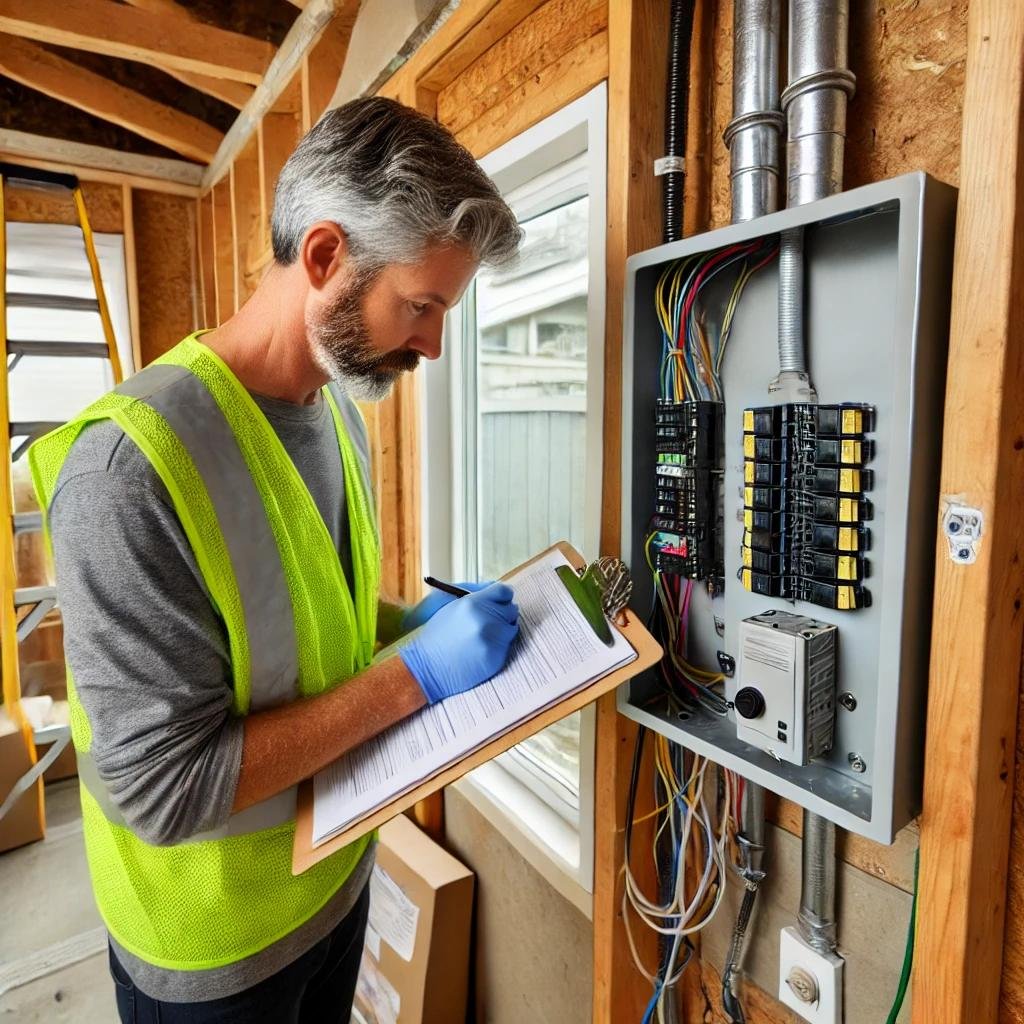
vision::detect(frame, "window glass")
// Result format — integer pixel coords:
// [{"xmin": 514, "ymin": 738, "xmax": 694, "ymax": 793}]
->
[{"xmin": 470, "ymin": 189, "xmax": 590, "ymax": 812}]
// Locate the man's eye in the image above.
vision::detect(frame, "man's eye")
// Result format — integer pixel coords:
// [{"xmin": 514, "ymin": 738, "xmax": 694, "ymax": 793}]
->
[{"xmin": 408, "ymin": 301, "xmax": 428, "ymax": 316}]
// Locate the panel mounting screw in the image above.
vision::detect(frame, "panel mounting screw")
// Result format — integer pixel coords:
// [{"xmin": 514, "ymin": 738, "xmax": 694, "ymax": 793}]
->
[
  {"xmin": 785, "ymin": 965, "xmax": 819, "ymax": 1004},
  {"xmin": 848, "ymin": 753, "xmax": 867, "ymax": 773},
  {"xmin": 838, "ymin": 692, "xmax": 857, "ymax": 711}
]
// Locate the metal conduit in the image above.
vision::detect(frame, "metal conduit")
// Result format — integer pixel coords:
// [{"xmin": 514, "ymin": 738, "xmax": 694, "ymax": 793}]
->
[
  {"xmin": 779, "ymin": 0, "xmax": 855, "ymax": 956},
  {"xmin": 724, "ymin": 0, "xmax": 784, "ymax": 224},
  {"xmin": 720, "ymin": 4, "xmax": 783, "ymax": 1018},
  {"xmin": 775, "ymin": 0, "xmax": 855, "ymax": 396}
]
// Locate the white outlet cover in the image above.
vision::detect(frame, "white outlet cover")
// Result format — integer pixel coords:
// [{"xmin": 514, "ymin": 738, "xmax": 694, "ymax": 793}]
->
[{"xmin": 778, "ymin": 926, "xmax": 844, "ymax": 1024}]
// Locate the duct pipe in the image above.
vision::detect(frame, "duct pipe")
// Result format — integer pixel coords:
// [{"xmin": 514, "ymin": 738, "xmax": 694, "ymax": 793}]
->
[
  {"xmin": 724, "ymin": 0, "xmax": 784, "ymax": 223},
  {"xmin": 779, "ymin": 0, "xmax": 855, "ymax": 957}
]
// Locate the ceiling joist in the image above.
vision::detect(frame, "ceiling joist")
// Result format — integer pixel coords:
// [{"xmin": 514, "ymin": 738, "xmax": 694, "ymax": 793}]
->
[
  {"xmin": 0, "ymin": 128, "xmax": 203, "ymax": 194},
  {"xmin": 203, "ymin": 0, "xmax": 361, "ymax": 188},
  {"xmin": 118, "ymin": 0, "xmax": 255, "ymax": 109},
  {"xmin": 0, "ymin": 0, "xmax": 275, "ymax": 85},
  {"xmin": 0, "ymin": 34, "xmax": 223, "ymax": 163}
]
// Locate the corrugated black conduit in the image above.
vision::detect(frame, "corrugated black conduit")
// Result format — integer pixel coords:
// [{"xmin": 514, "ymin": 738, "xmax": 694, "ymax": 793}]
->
[{"xmin": 663, "ymin": 0, "xmax": 696, "ymax": 244}]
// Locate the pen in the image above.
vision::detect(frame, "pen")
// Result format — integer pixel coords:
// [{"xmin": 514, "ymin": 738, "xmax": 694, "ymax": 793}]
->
[{"xmin": 423, "ymin": 576, "xmax": 472, "ymax": 599}]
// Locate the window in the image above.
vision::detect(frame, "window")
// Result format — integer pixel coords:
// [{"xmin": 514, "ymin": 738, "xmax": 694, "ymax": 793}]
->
[{"xmin": 422, "ymin": 86, "xmax": 606, "ymax": 898}]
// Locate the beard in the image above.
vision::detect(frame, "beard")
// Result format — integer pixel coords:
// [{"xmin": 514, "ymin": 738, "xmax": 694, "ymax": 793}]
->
[{"xmin": 306, "ymin": 269, "xmax": 421, "ymax": 401}]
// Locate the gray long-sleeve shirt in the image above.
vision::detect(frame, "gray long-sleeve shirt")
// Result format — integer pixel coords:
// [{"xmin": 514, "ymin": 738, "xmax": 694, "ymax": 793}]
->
[{"xmin": 49, "ymin": 388, "xmax": 374, "ymax": 1002}]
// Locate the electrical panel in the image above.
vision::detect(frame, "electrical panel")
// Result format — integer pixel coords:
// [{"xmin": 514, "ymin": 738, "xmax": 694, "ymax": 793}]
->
[{"xmin": 617, "ymin": 173, "xmax": 957, "ymax": 843}]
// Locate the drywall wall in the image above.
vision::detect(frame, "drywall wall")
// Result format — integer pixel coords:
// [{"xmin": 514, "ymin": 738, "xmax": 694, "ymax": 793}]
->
[{"xmin": 444, "ymin": 786, "xmax": 593, "ymax": 1024}]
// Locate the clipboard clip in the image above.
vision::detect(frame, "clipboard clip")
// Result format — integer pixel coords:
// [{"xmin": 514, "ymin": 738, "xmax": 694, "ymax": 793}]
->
[{"xmin": 554, "ymin": 557, "xmax": 634, "ymax": 647}]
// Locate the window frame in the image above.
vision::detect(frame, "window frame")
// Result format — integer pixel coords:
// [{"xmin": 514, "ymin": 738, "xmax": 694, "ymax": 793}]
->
[{"xmin": 420, "ymin": 84, "xmax": 607, "ymax": 900}]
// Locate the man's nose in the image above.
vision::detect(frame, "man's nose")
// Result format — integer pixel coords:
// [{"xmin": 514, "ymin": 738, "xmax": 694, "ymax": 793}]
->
[{"xmin": 408, "ymin": 329, "xmax": 443, "ymax": 361}]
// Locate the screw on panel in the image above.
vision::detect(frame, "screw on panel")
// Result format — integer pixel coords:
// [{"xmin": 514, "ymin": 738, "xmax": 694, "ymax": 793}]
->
[
  {"xmin": 838, "ymin": 692, "xmax": 857, "ymax": 711},
  {"xmin": 848, "ymin": 753, "xmax": 867, "ymax": 773}
]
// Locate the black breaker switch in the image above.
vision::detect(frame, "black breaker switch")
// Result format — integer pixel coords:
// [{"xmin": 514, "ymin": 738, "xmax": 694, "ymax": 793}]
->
[
  {"xmin": 650, "ymin": 400, "xmax": 723, "ymax": 589},
  {"xmin": 739, "ymin": 403, "xmax": 875, "ymax": 611}
]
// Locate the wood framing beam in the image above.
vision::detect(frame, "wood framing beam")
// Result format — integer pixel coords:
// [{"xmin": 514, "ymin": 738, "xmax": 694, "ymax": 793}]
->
[
  {"xmin": 0, "ymin": 0, "xmax": 274, "ymax": 85},
  {"xmin": 0, "ymin": 34, "xmax": 223, "ymax": 163},
  {"xmin": 202, "ymin": 0, "xmax": 360, "ymax": 190},
  {"xmin": 0, "ymin": 129, "xmax": 202, "ymax": 195},
  {"xmin": 913, "ymin": 2, "xmax": 1024, "ymax": 1021},
  {"xmin": 301, "ymin": 8, "xmax": 358, "ymax": 131},
  {"xmin": 119, "ymin": 0, "xmax": 256, "ymax": 109},
  {"xmin": 593, "ymin": 2, "xmax": 669, "ymax": 1022}
]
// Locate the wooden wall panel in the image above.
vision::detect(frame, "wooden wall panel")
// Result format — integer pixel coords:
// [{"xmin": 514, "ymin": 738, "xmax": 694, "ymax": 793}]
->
[
  {"xmin": 4, "ymin": 179, "xmax": 122, "ymax": 232},
  {"xmin": 438, "ymin": 0, "xmax": 609, "ymax": 159},
  {"xmin": 258, "ymin": 73, "xmax": 304, "ymax": 256},
  {"xmin": 133, "ymin": 190, "xmax": 195, "ymax": 365}
]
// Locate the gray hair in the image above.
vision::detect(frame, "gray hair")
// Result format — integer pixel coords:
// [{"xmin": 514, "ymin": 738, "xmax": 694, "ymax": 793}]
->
[{"xmin": 271, "ymin": 97, "xmax": 522, "ymax": 271}]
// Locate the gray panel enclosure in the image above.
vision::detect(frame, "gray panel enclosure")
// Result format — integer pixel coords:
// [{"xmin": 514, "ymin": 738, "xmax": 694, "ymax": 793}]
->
[{"xmin": 617, "ymin": 173, "xmax": 957, "ymax": 843}]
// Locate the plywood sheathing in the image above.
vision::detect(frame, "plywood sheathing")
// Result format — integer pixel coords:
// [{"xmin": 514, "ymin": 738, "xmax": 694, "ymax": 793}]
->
[
  {"xmin": 4, "ymin": 180, "xmax": 122, "ymax": 233},
  {"xmin": 133, "ymin": 190, "xmax": 196, "ymax": 364}
]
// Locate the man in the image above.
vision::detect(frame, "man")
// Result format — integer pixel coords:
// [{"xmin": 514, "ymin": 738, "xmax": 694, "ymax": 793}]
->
[{"xmin": 29, "ymin": 97, "xmax": 523, "ymax": 1022}]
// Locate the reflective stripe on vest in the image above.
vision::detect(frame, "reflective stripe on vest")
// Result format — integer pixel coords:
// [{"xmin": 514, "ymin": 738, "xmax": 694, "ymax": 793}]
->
[{"xmin": 72, "ymin": 369, "xmax": 370, "ymax": 841}]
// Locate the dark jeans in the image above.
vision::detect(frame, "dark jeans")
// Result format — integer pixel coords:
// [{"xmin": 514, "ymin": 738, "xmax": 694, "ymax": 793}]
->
[{"xmin": 109, "ymin": 883, "xmax": 370, "ymax": 1024}]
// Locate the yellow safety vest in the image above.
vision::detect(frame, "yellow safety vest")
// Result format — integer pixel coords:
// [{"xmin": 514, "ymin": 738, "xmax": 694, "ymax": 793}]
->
[{"xmin": 29, "ymin": 333, "xmax": 380, "ymax": 971}]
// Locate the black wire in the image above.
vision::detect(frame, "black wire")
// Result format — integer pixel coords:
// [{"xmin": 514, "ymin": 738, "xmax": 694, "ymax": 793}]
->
[{"xmin": 664, "ymin": 0, "xmax": 696, "ymax": 244}]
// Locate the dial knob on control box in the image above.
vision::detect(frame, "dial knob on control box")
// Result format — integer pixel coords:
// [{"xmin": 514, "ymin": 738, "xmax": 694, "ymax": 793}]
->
[{"xmin": 734, "ymin": 686, "xmax": 766, "ymax": 720}]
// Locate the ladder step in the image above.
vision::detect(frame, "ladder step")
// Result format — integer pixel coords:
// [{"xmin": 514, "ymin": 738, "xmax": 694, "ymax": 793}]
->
[
  {"xmin": 14, "ymin": 586, "xmax": 57, "ymax": 643},
  {"xmin": 6, "ymin": 293, "xmax": 100, "ymax": 313},
  {"xmin": 7, "ymin": 339, "xmax": 109, "ymax": 360},
  {"xmin": 9, "ymin": 421, "xmax": 61, "ymax": 461},
  {"xmin": 13, "ymin": 511, "xmax": 42, "ymax": 535},
  {"xmin": 14, "ymin": 585, "xmax": 56, "ymax": 608}
]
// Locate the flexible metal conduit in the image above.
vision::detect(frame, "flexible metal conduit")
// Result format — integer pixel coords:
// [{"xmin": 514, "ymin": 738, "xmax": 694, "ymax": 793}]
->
[
  {"xmin": 781, "ymin": 0, "xmax": 855, "ymax": 957},
  {"xmin": 663, "ymin": 0, "xmax": 696, "ymax": 243}
]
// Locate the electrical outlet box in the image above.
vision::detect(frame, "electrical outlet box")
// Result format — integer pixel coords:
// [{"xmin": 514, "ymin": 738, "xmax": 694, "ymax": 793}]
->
[
  {"xmin": 779, "ymin": 927, "xmax": 843, "ymax": 1024},
  {"xmin": 735, "ymin": 611, "xmax": 837, "ymax": 765},
  {"xmin": 617, "ymin": 173, "xmax": 957, "ymax": 843}
]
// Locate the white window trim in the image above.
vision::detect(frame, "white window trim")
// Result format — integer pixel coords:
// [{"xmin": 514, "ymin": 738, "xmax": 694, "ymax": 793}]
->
[{"xmin": 421, "ymin": 84, "xmax": 607, "ymax": 900}]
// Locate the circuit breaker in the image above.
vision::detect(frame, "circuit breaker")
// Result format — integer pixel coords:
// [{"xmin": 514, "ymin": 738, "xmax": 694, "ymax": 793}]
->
[{"xmin": 617, "ymin": 173, "xmax": 957, "ymax": 843}]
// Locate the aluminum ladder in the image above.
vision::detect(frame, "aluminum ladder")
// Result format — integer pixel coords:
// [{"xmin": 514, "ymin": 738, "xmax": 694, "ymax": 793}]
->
[{"xmin": 0, "ymin": 162, "xmax": 124, "ymax": 825}]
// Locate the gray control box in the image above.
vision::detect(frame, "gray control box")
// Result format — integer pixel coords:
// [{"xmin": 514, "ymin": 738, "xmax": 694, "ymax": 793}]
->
[
  {"xmin": 617, "ymin": 173, "xmax": 957, "ymax": 843},
  {"xmin": 735, "ymin": 611, "xmax": 837, "ymax": 766}
]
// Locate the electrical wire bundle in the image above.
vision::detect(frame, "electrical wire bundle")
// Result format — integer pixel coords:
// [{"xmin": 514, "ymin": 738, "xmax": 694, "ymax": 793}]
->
[
  {"xmin": 644, "ymin": 534, "xmax": 729, "ymax": 717},
  {"xmin": 655, "ymin": 238, "xmax": 779, "ymax": 404},
  {"xmin": 622, "ymin": 728, "xmax": 735, "ymax": 1023}
]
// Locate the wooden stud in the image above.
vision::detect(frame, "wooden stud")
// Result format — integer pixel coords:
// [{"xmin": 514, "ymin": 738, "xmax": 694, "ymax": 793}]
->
[
  {"xmin": 0, "ymin": 34, "xmax": 223, "ymax": 163},
  {"xmin": 121, "ymin": 184, "xmax": 142, "ymax": 373},
  {"xmin": 231, "ymin": 135, "xmax": 263, "ymax": 306},
  {"xmin": 913, "ymin": 2, "xmax": 1024, "ymax": 1021},
  {"xmin": 212, "ymin": 178, "xmax": 234, "ymax": 325},
  {"xmin": 198, "ymin": 192, "xmax": 216, "ymax": 328},
  {"xmin": 0, "ymin": 130, "xmax": 202, "ymax": 195},
  {"xmin": 593, "ymin": 2, "xmax": 670, "ymax": 1021},
  {"xmin": 0, "ymin": 0, "xmax": 274, "ymax": 84}
]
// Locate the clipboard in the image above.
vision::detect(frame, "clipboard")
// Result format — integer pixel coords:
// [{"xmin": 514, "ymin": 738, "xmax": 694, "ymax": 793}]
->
[{"xmin": 292, "ymin": 540, "xmax": 662, "ymax": 875}]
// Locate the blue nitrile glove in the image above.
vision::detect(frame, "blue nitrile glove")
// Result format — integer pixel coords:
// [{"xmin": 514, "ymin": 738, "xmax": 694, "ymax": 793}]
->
[
  {"xmin": 399, "ymin": 583, "xmax": 520, "ymax": 704},
  {"xmin": 401, "ymin": 580, "xmax": 494, "ymax": 633}
]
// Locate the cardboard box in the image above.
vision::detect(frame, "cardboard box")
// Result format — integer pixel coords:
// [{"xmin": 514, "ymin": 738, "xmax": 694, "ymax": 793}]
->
[
  {"xmin": 0, "ymin": 723, "xmax": 44, "ymax": 854},
  {"xmin": 354, "ymin": 814, "xmax": 474, "ymax": 1024}
]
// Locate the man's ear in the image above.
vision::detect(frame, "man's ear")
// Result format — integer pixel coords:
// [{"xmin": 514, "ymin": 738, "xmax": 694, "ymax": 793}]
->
[{"xmin": 299, "ymin": 222, "xmax": 350, "ymax": 290}]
